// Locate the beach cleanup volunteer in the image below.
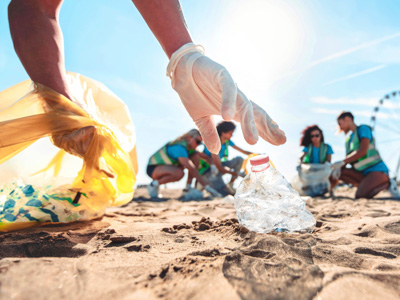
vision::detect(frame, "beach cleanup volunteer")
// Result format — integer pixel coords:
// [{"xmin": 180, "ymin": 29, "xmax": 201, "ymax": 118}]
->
[
  {"xmin": 8, "ymin": 0, "xmax": 286, "ymax": 161},
  {"xmin": 332, "ymin": 111, "xmax": 392, "ymax": 199},
  {"xmin": 199, "ymin": 121, "xmax": 253, "ymax": 195},
  {"xmin": 146, "ymin": 129, "xmax": 221, "ymax": 198}
]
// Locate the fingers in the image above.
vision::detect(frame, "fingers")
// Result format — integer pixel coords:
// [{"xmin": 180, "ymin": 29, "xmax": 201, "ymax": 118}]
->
[
  {"xmin": 234, "ymin": 89, "xmax": 259, "ymax": 145},
  {"xmin": 194, "ymin": 116, "xmax": 221, "ymax": 154},
  {"xmin": 251, "ymin": 100, "xmax": 286, "ymax": 145},
  {"xmin": 218, "ymin": 69, "xmax": 237, "ymax": 120}
]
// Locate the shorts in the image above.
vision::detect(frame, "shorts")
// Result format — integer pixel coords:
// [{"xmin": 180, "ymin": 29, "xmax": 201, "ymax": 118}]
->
[{"xmin": 146, "ymin": 165, "xmax": 157, "ymax": 178}]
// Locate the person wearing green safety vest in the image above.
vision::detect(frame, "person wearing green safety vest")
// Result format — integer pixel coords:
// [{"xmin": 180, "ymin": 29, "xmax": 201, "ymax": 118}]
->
[
  {"xmin": 298, "ymin": 125, "xmax": 335, "ymax": 196},
  {"xmin": 197, "ymin": 121, "xmax": 253, "ymax": 196},
  {"xmin": 146, "ymin": 129, "xmax": 221, "ymax": 199},
  {"xmin": 299, "ymin": 125, "xmax": 334, "ymax": 164},
  {"xmin": 332, "ymin": 111, "xmax": 391, "ymax": 199}
]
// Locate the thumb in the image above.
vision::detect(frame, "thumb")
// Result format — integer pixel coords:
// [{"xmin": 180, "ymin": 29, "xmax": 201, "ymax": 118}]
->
[{"xmin": 195, "ymin": 116, "xmax": 221, "ymax": 154}]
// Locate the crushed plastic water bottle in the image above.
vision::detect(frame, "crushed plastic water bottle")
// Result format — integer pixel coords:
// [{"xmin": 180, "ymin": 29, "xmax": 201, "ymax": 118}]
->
[{"xmin": 234, "ymin": 155, "xmax": 316, "ymax": 233}]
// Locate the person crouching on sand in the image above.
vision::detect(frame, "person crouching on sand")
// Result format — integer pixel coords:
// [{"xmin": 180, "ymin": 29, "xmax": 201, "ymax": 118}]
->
[
  {"xmin": 197, "ymin": 121, "xmax": 253, "ymax": 196},
  {"xmin": 146, "ymin": 129, "xmax": 221, "ymax": 198},
  {"xmin": 331, "ymin": 111, "xmax": 393, "ymax": 199}
]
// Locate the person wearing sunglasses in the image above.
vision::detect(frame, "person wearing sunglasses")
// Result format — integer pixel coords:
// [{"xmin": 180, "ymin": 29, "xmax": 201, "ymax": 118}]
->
[
  {"xmin": 146, "ymin": 129, "xmax": 220, "ymax": 198},
  {"xmin": 297, "ymin": 125, "xmax": 335, "ymax": 196},
  {"xmin": 300, "ymin": 125, "xmax": 333, "ymax": 164},
  {"xmin": 197, "ymin": 121, "xmax": 253, "ymax": 196}
]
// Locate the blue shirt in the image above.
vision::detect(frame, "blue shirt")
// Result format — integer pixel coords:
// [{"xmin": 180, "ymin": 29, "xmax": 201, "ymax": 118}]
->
[
  {"xmin": 302, "ymin": 144, "xmax": 334, "ymax": 164},
  {"xmin": 166, "ymin": 144, "xmax": 189, "ymax": 161},
  {"xmin": 351, "ymin": 125, "xmax": 389, "ymax": 175},
  {"xmin": 203, "ymin": 140, "xmax": 235, "ymax": 158}
]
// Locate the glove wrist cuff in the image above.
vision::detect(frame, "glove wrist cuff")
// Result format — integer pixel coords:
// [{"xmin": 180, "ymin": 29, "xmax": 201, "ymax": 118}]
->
[{"xmin": 166, "ymin": 43, "xmax": 205, "ymax": 78}]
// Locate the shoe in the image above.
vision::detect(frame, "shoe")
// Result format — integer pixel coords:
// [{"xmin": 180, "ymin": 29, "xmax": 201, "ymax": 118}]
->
[
  {"xmin": 226, "ymin": 183, "xmax": 236, "ymax": 195},
  {"xmin": 388, "ymin": 178, "xmax": 400, "ymax": 199},
  {"xmin": 183, "ymin": 184, "xmax": 191, "ymax": 192},
  {"xmin": 147, "ymin": 180, "xmax": 160, "ymax": 198}
]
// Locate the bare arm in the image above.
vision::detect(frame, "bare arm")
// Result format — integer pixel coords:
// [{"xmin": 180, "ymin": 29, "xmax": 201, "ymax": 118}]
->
[
  {"xmin": 212, "ymin": 153, "xmax": 237, "ymax": 176},
  {"xmin": 299, "ymin": 152, "xmax": 306, "ymax": 163},
  {"xmin": 8, "ymin": 0, "xmax": 73, "ymax": 100},
  {"xmin": 344, "ymin": 138, "xmax": 369, "ymax": 164},
  {"xmin": 326, "ymin": 154, "xmax": 332, "ymax": 163},
  {"xmin": 232, "ymin": 145, "xmax": 252, "ymax": 156},
  {"xmin": 132, "ymin": 0, "xmax": 193, "ymax": 58},
  {"xmin": 178, "ymin": 157, "xmax": 208, "ymax": 187},
  {"xmin": 198, "ymin": 152, "xmax": 213, "ymax": 165}
]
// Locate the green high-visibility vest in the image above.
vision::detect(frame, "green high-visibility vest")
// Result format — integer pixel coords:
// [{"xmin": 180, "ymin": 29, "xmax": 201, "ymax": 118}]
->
[
  {"xmin": 198, "ymin": 141, "xmax": 229, "ymax": 175},
  {"xmin": 148, "ymin": 140, "xmax": 192, "ymax": 166},
  {"xmin": 303, "ymin": 143, "xmax": 329, "ymax": 164},
  {"xmin": 346, "ymin": 125, "xmax": 382, "ymax": 171}
]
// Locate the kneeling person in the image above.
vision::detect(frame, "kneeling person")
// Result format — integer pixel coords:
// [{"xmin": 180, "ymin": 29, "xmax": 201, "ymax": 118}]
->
[{"xmin": 333, "ymin": 112, "xmax": 390, "ymax": 198}]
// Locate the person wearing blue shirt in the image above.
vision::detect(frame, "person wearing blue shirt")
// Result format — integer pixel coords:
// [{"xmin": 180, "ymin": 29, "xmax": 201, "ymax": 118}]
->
[
  {"xmin": 298, "ymin": 125, "xmax": 335, "ymax": 195},
  {"xmin": 332, "ymin": 111, "xmax": 390, "ymax": 199},
  {"xmin": 146, "ymin": 129, "xmax": 219, "ymax": 198},
  {"xmin": 199, "ymin": 121, "xmax": 253, "ymax": 195},
  {"xmin": 299, "ymin": 125, "xmax": 334, "ymax": 164}
]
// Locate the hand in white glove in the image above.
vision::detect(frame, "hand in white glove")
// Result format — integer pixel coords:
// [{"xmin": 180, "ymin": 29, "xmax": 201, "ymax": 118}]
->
[
  {"xmin": 204, "ymin": 185, "xmax": 223, "ymax": 197},
  {"xmin": 331, "ymin": 161, "xmax": 345, "ymax": 171},
  {"xmin": 167, "ymin": 43, "xmax": 286, "ymax": 154},
  {"xmin": 331, "ymin": 168, "xmax": 341, "ymax": 180},
  {"xmin": 210, "ymin": 164, "xmax": 219, "ymax": 177}
]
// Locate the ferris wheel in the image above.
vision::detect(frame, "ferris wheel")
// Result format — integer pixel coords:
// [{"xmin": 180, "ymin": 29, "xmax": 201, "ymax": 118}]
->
[{"xmin": 370, "ymin": 90, "xmax": 400, "ymax": 180}]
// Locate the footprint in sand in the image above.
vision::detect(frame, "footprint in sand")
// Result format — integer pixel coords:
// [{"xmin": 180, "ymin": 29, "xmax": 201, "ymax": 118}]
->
[
  {"xmin": 384, "ymin": 221, "xmax": 400, "ymax": 234},
  {"xmin": 354, "ymin": 247, "xmax": 397, "ymax": 259},
  {"xmin": 222, "ymin": 235, "xmax": 324, "ymax": 299}
]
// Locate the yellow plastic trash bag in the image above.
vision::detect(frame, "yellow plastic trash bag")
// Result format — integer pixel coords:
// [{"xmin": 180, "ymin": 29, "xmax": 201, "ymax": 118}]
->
[{"xmin": 0, "ymin": 72, "xmax": 137, "ymax": 232}]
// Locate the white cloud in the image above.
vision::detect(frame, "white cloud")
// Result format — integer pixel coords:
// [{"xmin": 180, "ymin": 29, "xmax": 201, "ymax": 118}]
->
[
  {"xmin": 310, "ymin": 96, "xmax": 378, "ymax": 106},
  {"xmin": 323, "ymin": 64, "xmax": 387, "ymax": 86}
]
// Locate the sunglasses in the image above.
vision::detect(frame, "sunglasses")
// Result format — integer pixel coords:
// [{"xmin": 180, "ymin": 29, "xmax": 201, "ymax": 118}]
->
[
  {"xmin": 311, "ymin": 134, "xmax": 320, "ymax": 138},
  {"xmin": 194, "ymin": 138, "xmax": 202, "ymax": 145}
]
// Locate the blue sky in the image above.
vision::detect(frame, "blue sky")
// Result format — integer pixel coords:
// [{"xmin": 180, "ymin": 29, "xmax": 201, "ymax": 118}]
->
[{"xmin": 1, "ymin": 0, "xmax": 400, "ymax": 185}]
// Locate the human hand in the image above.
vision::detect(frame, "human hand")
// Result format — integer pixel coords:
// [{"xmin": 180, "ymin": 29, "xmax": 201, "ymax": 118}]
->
[
  {"xmin": 204, "ymin": 185, "xmax": 223, "ymax": 197},
  {"xmin": 167, "ymin": 43, "xmax": 286, "ymax": 154},
  {"xmin": 331, "ymin": 161, "xmax": 345, "ymax": 171},
  {"xmin": 331, "ymin": 168, "xmax": 341, "ymax": 180},
  {"xmin": 51, "ymin": 125, "xmax": 96, "ymax": 159}
]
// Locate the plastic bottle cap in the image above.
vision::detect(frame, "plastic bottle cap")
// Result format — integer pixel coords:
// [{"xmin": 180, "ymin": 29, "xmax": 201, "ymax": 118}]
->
[{"xmin": 249, "ymin": 155, "xmax": 270, "ymax": 166}]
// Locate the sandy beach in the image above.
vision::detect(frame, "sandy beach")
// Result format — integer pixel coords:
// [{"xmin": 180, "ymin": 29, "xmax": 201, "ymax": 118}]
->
[{"xmin": 1, "ymin": 186, "xmax": 400, "ymax": 300}]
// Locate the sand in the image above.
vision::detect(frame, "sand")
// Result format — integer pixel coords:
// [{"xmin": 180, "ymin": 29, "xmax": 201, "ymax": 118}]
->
[{"xmin": 1, "ymin": 186, "xmax": 400, "ymax": 300}]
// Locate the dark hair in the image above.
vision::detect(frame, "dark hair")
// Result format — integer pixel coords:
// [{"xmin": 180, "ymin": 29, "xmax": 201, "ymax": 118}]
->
[
  {"xmin": 337, "ymin": 111, "xmax": 354, "ymax": 121},
  {"xmin": 300, "ymin": 125, "xmax": 324, "ymax": 147},
  {"xmin": 216, "ymin": 121, "xmax": 236, "ymax": 136}
]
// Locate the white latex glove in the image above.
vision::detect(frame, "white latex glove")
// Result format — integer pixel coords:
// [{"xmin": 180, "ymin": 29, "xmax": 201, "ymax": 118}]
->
[
  {"xmin": 331, "ymin": 168, "xmax": 341, "ymax": 180},
  {"xmin": 331, "ymin": 161, "xmax": 345, "ymax": 171},
  {"xmin": 210, "ymin": 164, "xmax": 219, "ymax": 176},
  {"xmin": 167, "ymin": 43, "xmax": 286, "ymax": 154},
  {"xmin": 204, "ymin": 185, "xmax": 223, "ymax": 197}
]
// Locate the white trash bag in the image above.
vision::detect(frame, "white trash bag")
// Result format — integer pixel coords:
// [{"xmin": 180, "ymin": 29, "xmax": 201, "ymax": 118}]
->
[{"xmin": 291, "ymin": 163, "xmax": 331, "ymax": 197}]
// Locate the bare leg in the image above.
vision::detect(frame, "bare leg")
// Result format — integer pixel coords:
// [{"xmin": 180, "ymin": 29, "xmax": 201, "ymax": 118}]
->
[
  {"xmin": 356, "ymin": 172, "xmax": 389, "ymax": 199},
  {"xmin": 132, "ymin": 0, "xmax": 193, "ymax": 58},
  {"xmin": 152, "ymin": 165, "xmax": 184, "ymax": 184},
  {"xmin": 8, "ymin": 0, "xmax": 73, "ymax": 100},
  {"xmin": 339, "ymin": 168, "xmax": 364, "ymax": 186}
]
